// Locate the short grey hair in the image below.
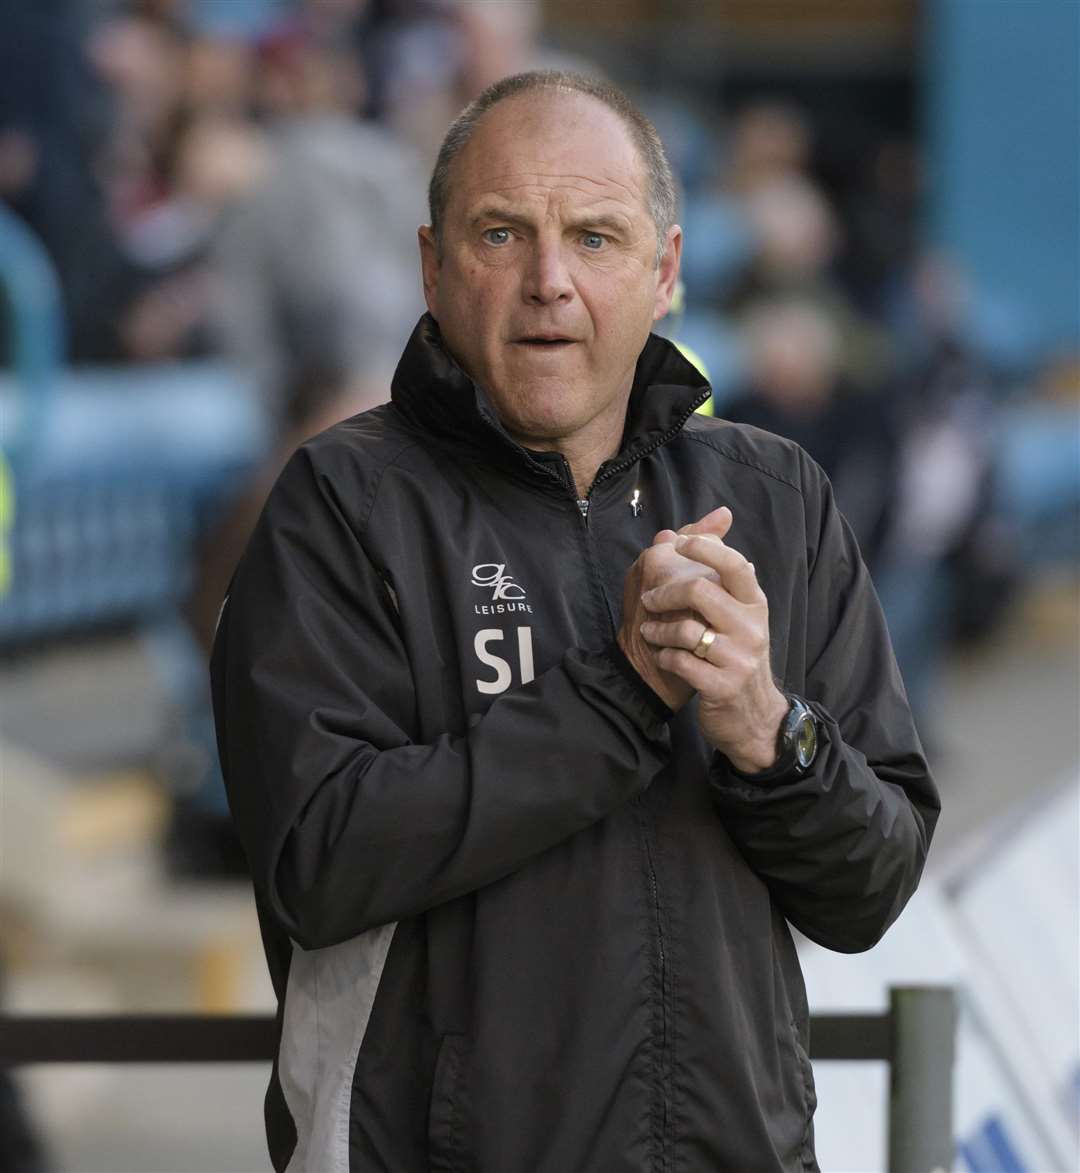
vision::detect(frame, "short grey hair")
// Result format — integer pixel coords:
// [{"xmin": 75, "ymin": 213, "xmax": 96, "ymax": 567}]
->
[{"xmin": 428, "ymin": 70, "xmax": 677, "ymax": 266}]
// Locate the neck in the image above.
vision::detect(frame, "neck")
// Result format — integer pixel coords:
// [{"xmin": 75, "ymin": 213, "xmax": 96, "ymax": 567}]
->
[
  {"xmin": 558, "ymin": 438, "xmax": 616, "ymax": 500},
  {"xmin": 511, "ymin": 400, "xmax": 629, "ymax": 499}
]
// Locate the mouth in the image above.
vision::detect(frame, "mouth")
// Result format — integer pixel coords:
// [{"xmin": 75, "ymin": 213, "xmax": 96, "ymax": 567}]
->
[{"xmin": 513, "ymin": 335, "xmax": 578, "ymax": 350}]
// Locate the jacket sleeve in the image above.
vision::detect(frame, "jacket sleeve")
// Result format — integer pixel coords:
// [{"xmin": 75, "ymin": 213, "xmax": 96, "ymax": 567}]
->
[
  {"xmin": 211, "ymin": 445, "xmax": 671, "ymax": 950},
  {"xmin": 710, "ymin": 454, "xmax": 940, "ymax": 953}
]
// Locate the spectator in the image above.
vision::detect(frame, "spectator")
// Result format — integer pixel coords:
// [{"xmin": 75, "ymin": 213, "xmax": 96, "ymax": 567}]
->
[
  {"xmin": 724, "ymin": 296, "xmax": 899, "ymax": 572},
  {"xmin": 0, "ymin": 0, "xmax": 134, "ymax": 361},
  {"xmin": 210, "ymin": 23, "xmax": 427, "ymax": 420},
  {"xmin": 727, "ymin": 175, "xmax": 894, "ymax": 392}
]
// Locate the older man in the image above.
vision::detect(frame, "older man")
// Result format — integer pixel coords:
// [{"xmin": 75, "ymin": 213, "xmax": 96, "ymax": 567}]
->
[{"xmin": 212, "ymin": 71, "xmax": 938, "ymax": 1173}]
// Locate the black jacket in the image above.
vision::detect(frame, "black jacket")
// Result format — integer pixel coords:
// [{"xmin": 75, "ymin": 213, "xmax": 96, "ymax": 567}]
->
[{"xmin": 211, "ymin": 315, "xmax": 939, "ymax": 1173}]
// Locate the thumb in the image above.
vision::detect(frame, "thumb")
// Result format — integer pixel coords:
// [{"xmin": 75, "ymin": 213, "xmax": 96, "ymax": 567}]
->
[{"xmin": 679, "ymin": 505, "xmax": 732, "ymax": 540}]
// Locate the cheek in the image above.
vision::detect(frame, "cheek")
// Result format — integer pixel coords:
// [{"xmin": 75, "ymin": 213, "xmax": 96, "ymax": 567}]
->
[
  {"xmin": 436, "ymin": 275, "xmax": 488, "ymax": 342},
  {"xmin": 593, "ymin": 285, "xmax": 656, "ymax": 346},
  {"xmin": 457, "ymin": 269, "xmax": 514, "ymax": 326}
]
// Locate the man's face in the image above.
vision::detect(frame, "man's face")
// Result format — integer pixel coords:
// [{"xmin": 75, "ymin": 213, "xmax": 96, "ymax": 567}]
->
[{"xmin": 419, "ymin": 91, "xmax": 682, "ymax": 451}]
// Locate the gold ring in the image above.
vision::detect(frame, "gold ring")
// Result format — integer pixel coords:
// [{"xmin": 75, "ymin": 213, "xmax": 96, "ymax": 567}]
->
[{"xmin": 692, "ymin": 627, "xmax": 717, "ymax": 659}]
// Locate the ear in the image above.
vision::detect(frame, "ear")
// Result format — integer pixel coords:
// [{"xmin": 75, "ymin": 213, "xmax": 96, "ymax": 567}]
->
[
  {"xmin": 418, "ymin": 225, "xmax": 441, "ymax": 317},
  {"xmin": 651, "ymin": 225, "xmax": 683, "ymax": 322}
]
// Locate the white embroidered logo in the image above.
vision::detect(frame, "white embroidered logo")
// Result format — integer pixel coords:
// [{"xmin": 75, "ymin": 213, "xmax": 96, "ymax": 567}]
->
[
  {"xmin": 470, "ymin": 563, "xmax": 534, "ymax": 693},
  {"xmin": 471, "ymin": 563, "xmax": 526, "ymax": 602}
]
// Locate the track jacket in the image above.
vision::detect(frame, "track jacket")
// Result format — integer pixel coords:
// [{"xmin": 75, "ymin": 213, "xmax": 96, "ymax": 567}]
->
[{"xmin": 211, "ymin": 314, "xmax": 939, "ymax": 1173}]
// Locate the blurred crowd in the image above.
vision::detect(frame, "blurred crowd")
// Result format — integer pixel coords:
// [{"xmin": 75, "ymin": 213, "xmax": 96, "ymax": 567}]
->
[
  {"xmin": 0, "ymin": 0, "xmax": 559, "ymax": 403},
  {"xmin": 1, "ymin": 0, "xmax": 1077, "ymax": 863}
]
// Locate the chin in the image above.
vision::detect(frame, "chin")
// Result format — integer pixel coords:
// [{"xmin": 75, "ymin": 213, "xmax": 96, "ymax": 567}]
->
[
  {"xmin": 508, "ymin": 388, "xmax": 586, "ymax": 438},
  {"xmin": 505, "ymin": 413, "xmax": 575, "ymax": 445}
]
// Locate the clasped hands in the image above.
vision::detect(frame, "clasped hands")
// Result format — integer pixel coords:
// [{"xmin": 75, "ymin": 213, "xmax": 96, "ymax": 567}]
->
[{"xmin": 616, "ymin": 506, "xmax": 789, "ymax": 774}]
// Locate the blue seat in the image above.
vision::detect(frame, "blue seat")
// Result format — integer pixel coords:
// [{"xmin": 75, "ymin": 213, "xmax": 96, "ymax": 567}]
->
[{"xmin": 0, "ymin": 206, "xmax": 269, "ymax": 645}]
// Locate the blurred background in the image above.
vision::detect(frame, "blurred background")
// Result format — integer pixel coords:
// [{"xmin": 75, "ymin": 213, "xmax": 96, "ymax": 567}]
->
[{"xmin": 0, "ymin": 0, "xmax": 1076, "ymax": 1169}]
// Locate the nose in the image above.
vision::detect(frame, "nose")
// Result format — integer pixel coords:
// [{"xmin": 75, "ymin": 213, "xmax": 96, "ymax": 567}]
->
[{"xmin": 521, "ymin": 237, "xmax": 574, "ymax": 306}]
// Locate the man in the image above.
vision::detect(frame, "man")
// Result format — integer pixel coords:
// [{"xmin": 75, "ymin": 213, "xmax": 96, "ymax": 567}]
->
[{"xmin": 212, "ymin": 71, "xmax": 938, "ymax": 1172}]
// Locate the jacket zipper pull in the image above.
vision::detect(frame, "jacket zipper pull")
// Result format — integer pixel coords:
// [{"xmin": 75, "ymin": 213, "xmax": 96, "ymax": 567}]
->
[{"xmin": 577, "ymin": 498, "xmax": 590, "ymax": 522}]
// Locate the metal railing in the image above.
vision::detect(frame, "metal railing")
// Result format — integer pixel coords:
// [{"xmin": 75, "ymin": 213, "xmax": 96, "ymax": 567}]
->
[{"xmin": 0, "ymin": 985, "xmax": 956, "ymax": 1173}]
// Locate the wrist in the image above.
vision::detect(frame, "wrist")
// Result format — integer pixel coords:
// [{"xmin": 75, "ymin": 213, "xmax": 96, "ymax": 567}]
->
[
  {"xmin": 606, "ymin": 638, "xmax": 674, "ymax": 724},
  {"xmin": 616, "ymin": 625, "xmax": 690, "ymax": 712},
  {"xmin": 729, "ymin": 693, "xmax": 823, "ymax": 783},
  {"xmin": 721, "ymin": 688, "xmax": 791, "ymax": 774},
  {"xmin": 726, "ymin": 742, "xmax": 779, "ymax": 774}
]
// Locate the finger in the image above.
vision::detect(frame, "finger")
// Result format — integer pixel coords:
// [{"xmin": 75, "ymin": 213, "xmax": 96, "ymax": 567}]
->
[
  {"xmin": 653, "ymin": 646, "xmax": 736, "ymax": 697},
  {"xmin": 645, "ymin": 605, "xmax": 701, "ymax": 627},
  {"xmin": 651, "ymin": 528, "xmax": 678, "ymax": 547},
  {"xmin": 672, "ymin": 533, "xmax": 763, "ymax": 605},
  {"xmin": 642, "ymin": 544, "xmax": 759, "ymax": 609},
  {"xmin": 678, "ymin": 506, "xmax": 732, "ymax": 541},
  {"xmin": 640, "ymin": 585, "xmax": 766, "ymax": 661},
  {"xmin": 640, "ymin": 617, "xmax": 732, "ymax": 662},
  {"xmin": 638, "ymin": 540, "xmax": 686, "ymax": 586},
  {"xmin": 641, "ymin": 576, "xmax": 746, "ymax": 636}
]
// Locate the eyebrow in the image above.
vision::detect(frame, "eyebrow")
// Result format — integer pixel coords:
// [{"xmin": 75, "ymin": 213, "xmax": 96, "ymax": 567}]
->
[
  {"xmin": 467, "ymin": 205, "xmax": 632, "ymax": 236},
  {"xmin": 467, "ymin": 206, "xmax": 532, "ymax": 229}
]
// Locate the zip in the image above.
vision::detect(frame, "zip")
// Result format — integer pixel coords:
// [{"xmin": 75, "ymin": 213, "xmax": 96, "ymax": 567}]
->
[
  {"xmin": 588, "ymin": 387, "xmax": 709, "ymax": 493},
  {"xmin": 552, "ymin": 455, "xmax": 592, "ymax": 529},
  {"xmin": 593, "ymin": 392, "xmax": 706, "ymax": 1164},
  {"xmin": 558, "ymin": 386, "xmax": 710, "ymax": 532},
  {"xmin": 554, "ymin": 390, "xmax": 706, "ymax": 1166},
  {"xmin": 565, "ymin": 438, "xmax": 678, "ymax": 1164}
]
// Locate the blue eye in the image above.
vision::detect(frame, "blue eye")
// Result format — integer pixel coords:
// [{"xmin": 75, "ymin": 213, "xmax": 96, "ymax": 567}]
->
[
  {"xmin": 582, "ymin": 233, "xmax": 605, "ymax": 250},
  {"xmin": 483, "ymin": 228, "xmax": 511, "ymax": 245}
]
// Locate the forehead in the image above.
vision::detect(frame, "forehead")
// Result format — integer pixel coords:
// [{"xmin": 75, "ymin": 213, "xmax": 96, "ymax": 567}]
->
[{"xmin": 447, "ymin": 90, "xmax": 649, "ymax": 219}]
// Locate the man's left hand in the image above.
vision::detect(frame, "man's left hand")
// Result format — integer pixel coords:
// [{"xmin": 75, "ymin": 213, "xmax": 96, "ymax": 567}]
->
[{"xmin": 639, "ymin": 531, "xmax": 789, "ymax": 774}]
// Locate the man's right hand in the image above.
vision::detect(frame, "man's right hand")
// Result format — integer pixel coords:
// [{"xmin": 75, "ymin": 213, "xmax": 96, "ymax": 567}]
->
[{"xmin": 616, "ymin": 506, "xmax": 733, "ymax": 710}]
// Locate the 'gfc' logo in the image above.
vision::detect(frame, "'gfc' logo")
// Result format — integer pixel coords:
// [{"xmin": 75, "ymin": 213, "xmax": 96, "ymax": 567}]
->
[{"xmin": 471, "ymin": 563, "xmax": 526, "ymax": 602}]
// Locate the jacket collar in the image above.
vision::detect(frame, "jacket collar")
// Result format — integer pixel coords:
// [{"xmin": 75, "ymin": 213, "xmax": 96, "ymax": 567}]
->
[{"xmin": 390, "ymin": 314, "xmax": 710, "ymax": 480}]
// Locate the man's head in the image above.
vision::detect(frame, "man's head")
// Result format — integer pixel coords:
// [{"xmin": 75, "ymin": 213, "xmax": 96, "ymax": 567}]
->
[
  {"xmin": 418, "ymin": 71, "xmax": 682, "ymax": 456},
  {"xmin": 428, "ymin": 72, "xmax": 677, "ymax": 266}
]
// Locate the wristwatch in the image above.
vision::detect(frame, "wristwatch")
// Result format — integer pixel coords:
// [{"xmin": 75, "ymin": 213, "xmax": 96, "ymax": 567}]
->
[
  {"xmin": 778, "ymin": 694, "xmax": 820, "ymax": 775},
  {"xmin": 731, "ymin": 693, "xmax": 821, "ymax": 782}
]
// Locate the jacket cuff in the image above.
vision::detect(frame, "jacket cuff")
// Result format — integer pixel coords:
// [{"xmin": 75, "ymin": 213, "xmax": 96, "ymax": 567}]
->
[
  {"xmin": 710, "ymin": 706, "xmax": 833, "ymax": 797},
  {"xmin": 602, "ymin": 640, "xmax": 674, "ymax": 728}
]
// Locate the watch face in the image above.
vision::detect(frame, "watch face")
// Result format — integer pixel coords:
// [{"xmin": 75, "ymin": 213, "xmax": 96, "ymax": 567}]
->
[{"xmin": 794, "ymin": 712, "xmax": 817, "ymax": 770}]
